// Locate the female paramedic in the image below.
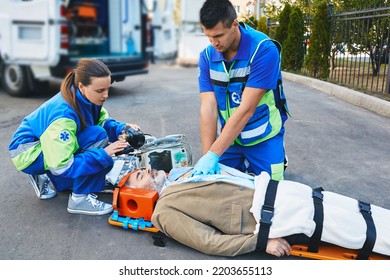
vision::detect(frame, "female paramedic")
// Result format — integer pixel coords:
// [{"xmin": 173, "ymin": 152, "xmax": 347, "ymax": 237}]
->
[{"xmin": 8, "ymin": 58, "xmax": 140, "ymax": 216}]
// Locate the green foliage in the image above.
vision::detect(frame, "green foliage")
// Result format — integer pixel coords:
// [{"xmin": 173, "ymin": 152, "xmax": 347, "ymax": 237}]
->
[
  {"xmin": 257, "ymin": 16, "xmax": 268, "ymax": 35},
  {"xmin": 282, "ymin": 6, "xmax": 305, "ymax": 71},
  {"xmin": 303, "ymin": 1, "xmax": 331, "ymax": 78},
  {"xmin": 334, "ymin": 0, "xmax": 389, "ymax": 13},
  {"xmin": 274, "ymin": 3, "xmax": 292, "ymax": 47},
  {"xmin": 242, "ymin": 15, "xmax": 258, "ymax": 29}
]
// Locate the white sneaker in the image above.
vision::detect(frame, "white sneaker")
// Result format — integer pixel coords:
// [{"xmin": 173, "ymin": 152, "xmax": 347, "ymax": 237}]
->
[
  {"xmin": 28, "ymin": 174, "xmax": 57, "ymax": 199},
  {"xmin": 67, "ymin": 193, "xmax": 113, "ymax": 215}
]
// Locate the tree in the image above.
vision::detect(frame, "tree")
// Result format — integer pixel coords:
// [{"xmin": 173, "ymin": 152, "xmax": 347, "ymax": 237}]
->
[
  {"xmin": 282, "ymin": 6, "xmax": 305, "ymax": 71},
  {"xmin": 242, "ymin": 14, "xmax": 258, "ymax": 29},
  {"xmin": 257, "ymin": 16, "xmax": 268, "ymax": 35},
  {"xmin": 274, "ymin": 3, "xmax": 292, "ymax": 47},
  {"xmin": 303, "ymin": 1, "xmax": 331, "ymax": 78}
]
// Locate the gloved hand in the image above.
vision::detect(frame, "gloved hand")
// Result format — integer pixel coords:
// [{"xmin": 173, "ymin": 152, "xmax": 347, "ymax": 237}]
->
[{"xmin": 191, "ymin": 151, "xmax": 220, "ymax": 176}]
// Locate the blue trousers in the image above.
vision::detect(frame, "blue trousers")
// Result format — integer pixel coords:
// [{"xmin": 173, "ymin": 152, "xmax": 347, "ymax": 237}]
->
[
  {"xmin": 23, "ymin": 126, "xmax": 112, "ymax": 194},
  {"xmin": 219, "ymin": 128, "xmax": 285, "ymax": 180}
]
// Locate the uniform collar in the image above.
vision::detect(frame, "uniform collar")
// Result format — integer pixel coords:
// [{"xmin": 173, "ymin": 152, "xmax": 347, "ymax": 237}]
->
[
  {"xmin": 75, "ymin": 88, "xmax": 102, "ymax": 125},
  {"xmin": 211, "ymin": 23, "xmax": 251, "ymax": 63}
]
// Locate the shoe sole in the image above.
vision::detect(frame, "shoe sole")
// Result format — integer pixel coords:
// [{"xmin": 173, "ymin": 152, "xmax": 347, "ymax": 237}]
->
[
  {"xmin": 40, "ymin": 192, "xmax": 57, "ymax": 200},
  {"xmin": 28, "ymin": 175, "xmax": 41, "ymax": 198},
  {"xmin": 67, "ymin": 207, "xmax": 113, "ymax": 216},
  {"xmin": 98, "ymin": 189, "xmax": 114, "ymax": 194},
  {"xmin": 28, "ymin": 175, "xmax": 57, "ymax": 199}
]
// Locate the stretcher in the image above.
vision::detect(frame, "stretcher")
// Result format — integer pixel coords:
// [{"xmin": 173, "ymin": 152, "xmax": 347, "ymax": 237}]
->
[
  {"xmin": 108, "ymin": 184, "xmax": 390, "ymax": 260},
  {"xmin": 107, "ymin": 134, "xmax": 389, "ymax": 260},
  {"xmin": 290, "ymin": 244, "xmax": 390, "ymax": 260}
]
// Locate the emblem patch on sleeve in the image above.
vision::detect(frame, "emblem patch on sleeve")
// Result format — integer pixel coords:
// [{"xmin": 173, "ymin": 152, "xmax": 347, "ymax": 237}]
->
[{"xmin": 59, "ymin": 130, "xmax": 70, "ymax": 142}]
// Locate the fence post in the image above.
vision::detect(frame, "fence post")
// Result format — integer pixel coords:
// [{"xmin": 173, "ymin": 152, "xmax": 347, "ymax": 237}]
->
[
  {"xmin": 386, "ymin": 62, "xmax": 390, "ymax": 94},
  {"xmin": 328, "ymin": 2, "xmax": 334, "ymax": 16}
]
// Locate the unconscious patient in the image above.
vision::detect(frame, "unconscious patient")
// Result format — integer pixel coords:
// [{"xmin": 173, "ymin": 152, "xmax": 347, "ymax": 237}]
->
[{"xmin": 119, "ymin": 164, "xmax": 390, "ymax": 258}]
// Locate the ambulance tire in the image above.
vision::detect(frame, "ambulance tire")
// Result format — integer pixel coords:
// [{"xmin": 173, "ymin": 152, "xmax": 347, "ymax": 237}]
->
[{"xmin": 0, "ymin": 64, "xmax": 30, "ymax": 97}]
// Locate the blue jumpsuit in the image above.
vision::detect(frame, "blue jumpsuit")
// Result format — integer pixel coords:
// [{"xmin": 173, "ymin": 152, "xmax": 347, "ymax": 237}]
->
[
  {"xmin": 8, "ymin": 89, "xmax": 125, "ymax": 194},
  {"xmin": 198, "ymin": 23, "xmax": 288, "ymax": 180}
]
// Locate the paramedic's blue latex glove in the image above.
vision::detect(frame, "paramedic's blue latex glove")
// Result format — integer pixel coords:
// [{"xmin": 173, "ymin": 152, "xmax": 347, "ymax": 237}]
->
[{"xmin": 191, "ymin": 151, "xmax": 220, "ymax": 176}]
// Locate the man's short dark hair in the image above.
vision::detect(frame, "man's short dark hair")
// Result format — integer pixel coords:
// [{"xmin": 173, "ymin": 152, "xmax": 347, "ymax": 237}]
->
[{"xmin": 200, "ymin": 0, "xmax": 237, "ymax": 29}]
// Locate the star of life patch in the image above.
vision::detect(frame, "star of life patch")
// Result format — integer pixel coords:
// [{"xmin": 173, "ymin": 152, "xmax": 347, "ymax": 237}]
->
[{"xmin": 59, "ymin": 130, "xmax": 71, "ymax": 142}]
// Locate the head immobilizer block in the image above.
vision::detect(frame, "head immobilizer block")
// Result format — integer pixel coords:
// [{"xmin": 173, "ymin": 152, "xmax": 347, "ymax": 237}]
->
[{"xmin": 112, "ymin": 187, "xmax": 158, "ymax": 221}]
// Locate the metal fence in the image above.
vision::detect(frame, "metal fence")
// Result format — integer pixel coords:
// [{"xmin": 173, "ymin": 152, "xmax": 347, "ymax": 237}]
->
[
  {"xmin": 329, "ymin": 7, "xmax": 390, "ymax": 95},
  {"xmin": 268, "ymin": 6, "xmax": 390, "ymax": 95}
]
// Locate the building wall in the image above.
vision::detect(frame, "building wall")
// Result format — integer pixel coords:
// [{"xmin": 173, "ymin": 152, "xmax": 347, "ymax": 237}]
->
[{"xmin": 230, "ymin": 0, "xmax": 281, "ymax": 19}]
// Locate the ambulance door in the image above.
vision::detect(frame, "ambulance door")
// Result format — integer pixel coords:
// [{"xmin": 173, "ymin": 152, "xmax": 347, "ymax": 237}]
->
[
  {"xmin": 1, "ymin": 0, "xmax": 59, "ymax": 66},
  {"xmin": 153, "ymin": 0, "xmax": 178, "ymax": 59},
  {"xmin": 109, "ymin": 0, "xmax": 143, "ymax": 57}
]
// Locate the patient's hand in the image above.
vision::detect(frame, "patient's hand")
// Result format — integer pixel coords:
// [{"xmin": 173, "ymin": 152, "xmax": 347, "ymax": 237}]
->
[{"xmin": 266, "ymin": 238, "xmax": 291, "ymax": 257}]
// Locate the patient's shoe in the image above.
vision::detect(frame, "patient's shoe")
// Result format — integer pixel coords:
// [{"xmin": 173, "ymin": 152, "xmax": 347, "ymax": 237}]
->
[
  {"xmin": 67, "ymin": 193, "xmax": 113, "ymax": 215},
  {"xmin": 28, "ymin": 174, "xmax": 57, "ymax": 199}
]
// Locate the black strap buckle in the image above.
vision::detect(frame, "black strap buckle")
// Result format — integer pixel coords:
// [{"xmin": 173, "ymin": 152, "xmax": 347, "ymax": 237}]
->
[
  {"xmin": 260, "ymin": 205, "xmax": 274, "ymax": 226},
  {"xmin": 152, "ymin": 232, "xmax": 166, "ymax": 247},
  {"xmin": 359, "ymin": 201, "xmax": 371, "ymax": 214},
  {"xmin": 312, "ymin": 190, "xmax": 324, "ymax": 201}
]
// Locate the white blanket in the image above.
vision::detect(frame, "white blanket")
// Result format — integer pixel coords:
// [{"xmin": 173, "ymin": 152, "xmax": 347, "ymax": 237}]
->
[{"xmin": 250, "ymin": 172, "xmax": 390, "ymax": 256}]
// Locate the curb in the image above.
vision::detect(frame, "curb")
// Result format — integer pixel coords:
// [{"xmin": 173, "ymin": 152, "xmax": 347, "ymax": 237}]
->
[{"xmin": 282, "ymin": 71, "xmax": 390, "ymax": 118}]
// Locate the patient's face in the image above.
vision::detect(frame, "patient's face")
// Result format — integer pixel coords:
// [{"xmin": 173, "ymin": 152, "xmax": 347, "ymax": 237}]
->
[{"xmin": 125, "ymin": 168, "xmax": 166, "ymax": 192}]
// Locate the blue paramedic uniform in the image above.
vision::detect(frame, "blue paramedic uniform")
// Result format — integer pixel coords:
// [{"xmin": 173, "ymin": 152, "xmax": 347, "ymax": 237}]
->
[
  {"xmin": 198, "ymin": 23, "xmax": 288, "ymax": 180},
  {"xmin": 8, "ymin": 89, "xmax": 125, "ymax": 194}
]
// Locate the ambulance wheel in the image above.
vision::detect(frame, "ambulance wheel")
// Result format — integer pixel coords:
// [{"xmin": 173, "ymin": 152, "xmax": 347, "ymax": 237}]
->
[{"xmin": 1, "ymin": 64, "xmax": 30, "ymax": 97}]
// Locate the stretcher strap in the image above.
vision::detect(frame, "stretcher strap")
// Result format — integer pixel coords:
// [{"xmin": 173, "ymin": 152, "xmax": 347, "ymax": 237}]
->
[
  {"xmin": 308, "ymin": 187, "xmax": 324, "ymax": 253},
  {"xmin": 255, "ymin": 179, "xmax": 279, "ymax": 252},
  {"xmin": 357, "ymin": 201, "xmax": 377, "ymax": 260}
]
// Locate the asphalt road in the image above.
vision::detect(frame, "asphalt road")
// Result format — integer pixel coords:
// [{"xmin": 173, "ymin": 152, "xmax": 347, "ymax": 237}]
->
[{"xmin": 1, "ymin": 61, "xmax": 390, "ymax": 262}]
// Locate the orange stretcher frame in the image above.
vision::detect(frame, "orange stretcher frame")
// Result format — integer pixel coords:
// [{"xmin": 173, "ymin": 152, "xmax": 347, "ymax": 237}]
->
[{"xmin": 291, "ymin": 244, "xmax": 390, "ymax": 260}]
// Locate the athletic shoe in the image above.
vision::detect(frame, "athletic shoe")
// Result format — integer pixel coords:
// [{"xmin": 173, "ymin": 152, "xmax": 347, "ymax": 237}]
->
[
  {"xmin": 67, "ymin": 193, "xmax": 113, "ymax": 215},
  {"xmin": 28, "ymin": 174, "xmax": 57, "ymax": 199}
]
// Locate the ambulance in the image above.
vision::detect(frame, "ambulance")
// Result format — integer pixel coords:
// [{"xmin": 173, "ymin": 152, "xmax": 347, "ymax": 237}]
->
[{"xmin": 0, "ymin": 0, "xmax": 151, "ymax": 97}]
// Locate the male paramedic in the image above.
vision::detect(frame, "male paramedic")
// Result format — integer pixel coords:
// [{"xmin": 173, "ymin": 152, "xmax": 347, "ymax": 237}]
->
[
  {"xmin": 123, "ymin": 165, "xmax": 390, "ymax": 258},
  {"xmin": 194, "ymin": 0, "xmax": 289, "ymax": 179}
]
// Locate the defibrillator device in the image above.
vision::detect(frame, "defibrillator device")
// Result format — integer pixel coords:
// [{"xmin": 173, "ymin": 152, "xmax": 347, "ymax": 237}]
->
[{"xmin": 139, "ymin": 134, "xmax": 193, "ymax": 173}]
